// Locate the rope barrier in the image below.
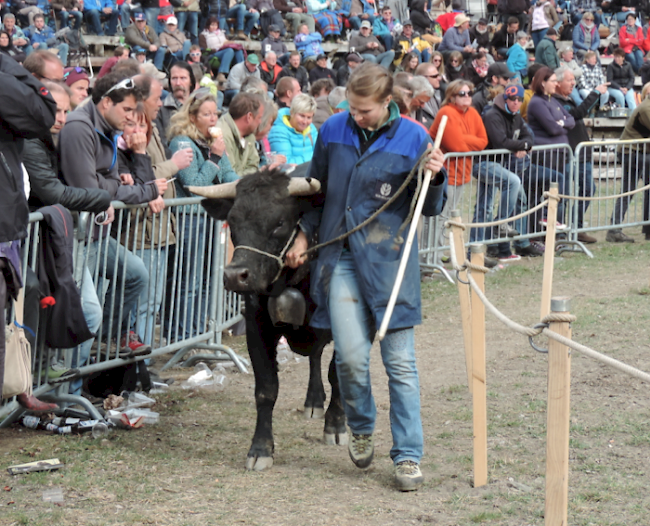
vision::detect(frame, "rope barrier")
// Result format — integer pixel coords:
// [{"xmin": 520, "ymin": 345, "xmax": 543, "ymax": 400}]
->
[
  {"xmin": 446, "ymin": 220, "xmax": 650, "ymax": 384},
  {"xmin": 557, "ymin": 182, "xmax": 650, "ymax": 201}
]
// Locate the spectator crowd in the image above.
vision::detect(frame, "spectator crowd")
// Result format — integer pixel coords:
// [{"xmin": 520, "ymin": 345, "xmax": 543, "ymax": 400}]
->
[{"xmin": 4, "ymin": 0, "xmax": 650, "ymax": 407}]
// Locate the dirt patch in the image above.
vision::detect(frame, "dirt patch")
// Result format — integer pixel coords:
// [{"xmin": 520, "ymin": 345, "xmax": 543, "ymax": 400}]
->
[{"xmin": 1, "ymin": 237, "xmax": 650, "ymax": 525}]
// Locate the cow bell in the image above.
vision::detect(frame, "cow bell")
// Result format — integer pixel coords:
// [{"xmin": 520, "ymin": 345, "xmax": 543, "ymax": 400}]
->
[{"xmin": 268, "ymin": 287, "xmax": 307, "ymax": 327}]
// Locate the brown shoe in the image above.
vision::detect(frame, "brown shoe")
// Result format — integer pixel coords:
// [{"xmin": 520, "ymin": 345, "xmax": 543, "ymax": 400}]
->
[
  {"xmin": 235, "ymin": 30, "xmax": 249, "ymax": 41},
  {"xmin": 577, "ymin": 232, "xmax": 597, "ymax": 244}
]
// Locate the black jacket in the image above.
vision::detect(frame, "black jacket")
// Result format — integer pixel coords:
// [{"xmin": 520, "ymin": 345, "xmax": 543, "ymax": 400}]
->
[
  {"xmin": 37, "ymin": 205, "xmax": 94, "ymax": 348},
  {"xmin": 308, "ymin": 64, "xmax": 335, "ymax": 84},
  {"xmin": 0, "ymin": 55, "xmax": 56, "ymax": 243},
  {"xmin": 553, "ymin": 90, "xmax": 599, "ymax": 160},
  {"xmin": 469, "ymin": 25, "xmax": 490, "ymax": 49},
  {"xmin": 606, "ymin": 60, "xmax": 635, "ymax": 91},
  {"xmin": 482, "ymin": 95, "xmax": 533, "ymax": 155},
  {"xmin": 497, "ymin": 0, "xmax": 530, "ymax": 14},
  {"xmin": 277, "ymin": 64, "xmax": 309, "ymax": 92},
  {"xmin": 491, "ymin": 26, "xmax": 518, "ymax": 50},
  {"xmin": 24, "ymin": 135, "xmax": 112, "ymax": 214}
]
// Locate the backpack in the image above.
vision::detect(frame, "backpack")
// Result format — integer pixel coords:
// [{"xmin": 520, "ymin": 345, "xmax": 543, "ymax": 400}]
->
[{"xmin": 559, "ymin": 22, "xmax": 574, "ymax": 41}]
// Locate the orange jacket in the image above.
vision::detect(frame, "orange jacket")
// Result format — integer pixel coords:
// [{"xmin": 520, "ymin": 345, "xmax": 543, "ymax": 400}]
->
[{"xmin": 429, "ymin": 104, "xmax": 488, "ymax": 186}]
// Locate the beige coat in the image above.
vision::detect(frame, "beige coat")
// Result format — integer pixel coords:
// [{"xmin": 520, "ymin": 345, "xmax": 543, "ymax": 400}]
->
[{"xmin": 216, "ymin": 113, "xmax": 260, "ymax": 176}]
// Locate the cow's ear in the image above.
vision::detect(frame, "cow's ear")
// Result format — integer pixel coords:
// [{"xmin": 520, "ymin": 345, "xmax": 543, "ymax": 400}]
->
[{"xmin": 201, "ymin": 199, "xmax": 234, "ymax": 221}]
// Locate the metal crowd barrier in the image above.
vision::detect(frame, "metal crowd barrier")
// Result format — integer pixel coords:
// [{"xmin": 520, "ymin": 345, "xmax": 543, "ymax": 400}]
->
[
  {"xmin": 1, "ymin": 198, "xmax": 247, "ymax": 425},
  {"xmin": 419, "ymin": 144, "xmax": 574, "ymax": 275}
]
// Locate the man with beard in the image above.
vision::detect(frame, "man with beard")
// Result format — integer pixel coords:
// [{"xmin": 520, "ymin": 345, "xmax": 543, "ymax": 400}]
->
[{"xmin": 156, "ymin": 62, "xmax": 195, "ymax": 142}]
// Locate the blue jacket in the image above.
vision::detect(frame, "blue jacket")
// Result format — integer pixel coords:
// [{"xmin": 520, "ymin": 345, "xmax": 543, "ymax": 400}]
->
[
  {"xmin": 83, "ymin": 0, "xmax": 115, "ymax": 11},
  {"xmin": 170, "ymin": 134, "xmax": 239, "ymax": 208},
  {"xmin": 438, "ymin": 26, "xmax": 471, "ymax": 53},
  {"xmin": 372, "ymin": 16, "xmax": 399, "ymax": 38},
  {"xmin": 337, "ymin": 0, "xmax": 374, "ymax": 16},
  {"xmin": 572, "ymin": 21, "xmax": 600, "ymax": 52},
  {"xmin": 506, "ymin": 42, "xmax": 528, "ymax": 73},
  {"xmin": 302, "ymin": 107, "xmax": 447, "ymax": 330},
  {"xmin": 24, "ymin": 25, "xmax": 56, "ymax": 46},
  {"xmin": 268, "ymin": 115, "xmax": 318, "ymax": 165},
  {"xmin": 294, "ymin": 32, "xmax": 324, "ymax": 58}
]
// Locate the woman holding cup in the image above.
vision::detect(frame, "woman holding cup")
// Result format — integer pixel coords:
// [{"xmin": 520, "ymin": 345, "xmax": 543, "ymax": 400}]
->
[{"xmin": 167, "ymin": 88, "xmax": 238, "ymax": 340}]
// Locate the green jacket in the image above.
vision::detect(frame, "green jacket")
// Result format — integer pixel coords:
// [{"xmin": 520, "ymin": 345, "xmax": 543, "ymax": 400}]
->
[
  {"xmin": 534, "ymin": 36, "xmax": 560, "ymax": 70},
  {"xmin": 216, "ymin": 112, "xmax": 260, "ymax": 177}
]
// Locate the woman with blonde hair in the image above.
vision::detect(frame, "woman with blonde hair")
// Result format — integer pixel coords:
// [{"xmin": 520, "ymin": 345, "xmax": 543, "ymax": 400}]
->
[
  {"xmin": 167, "ymin": 88, "xmax": 238, "ymax": 340},
  {"xmin": 285, "ymin": 61, "xmax": 447, "ymax": 492},
  {"xmin": 431, "ymin": 51, "xmax": 446, "ymax": 81},
  {"xmin": 268, "ymin": 93, "xmax": 318, "ymax": 165}
]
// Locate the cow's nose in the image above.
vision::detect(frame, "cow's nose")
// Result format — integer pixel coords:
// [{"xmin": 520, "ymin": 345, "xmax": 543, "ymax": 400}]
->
[{"xmin": 224, "ymin": 267, "xmax": 250, "ymax": 290}]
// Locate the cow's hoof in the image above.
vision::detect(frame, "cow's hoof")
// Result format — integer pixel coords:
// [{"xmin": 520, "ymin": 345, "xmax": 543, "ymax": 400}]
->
[
  {"xmin": 323, "ymin": 430, "xmax": 348, "ymax": 446},
  {"xmin": 245, "ymin": 455, "xmax": 274, "ymax": 471},
  {"xmin": 304, "ymin": 406, "xmax": 325, "ymax": 419}
]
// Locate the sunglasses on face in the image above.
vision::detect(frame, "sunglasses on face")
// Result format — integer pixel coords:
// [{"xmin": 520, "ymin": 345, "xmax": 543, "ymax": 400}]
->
[
  {"xmin": 457, "ymin": 90, "xmax": 473, "ymax": 97},
  {"xmin": 507, "ymin": 96, "xmax": 523, "ymax": 102},
  {"xmin": 424, "ymin": 73, "xmax": 440, "ymax": 78}
]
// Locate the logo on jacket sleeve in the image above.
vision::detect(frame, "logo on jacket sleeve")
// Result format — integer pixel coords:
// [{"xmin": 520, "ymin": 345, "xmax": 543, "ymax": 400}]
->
[{"xmin": 374, "ymin": 180, "xmax": 394, "ymax": 200}]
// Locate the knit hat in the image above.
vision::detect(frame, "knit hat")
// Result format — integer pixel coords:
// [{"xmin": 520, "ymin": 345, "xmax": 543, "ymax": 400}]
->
[
  {"xmin": 63, "ymin": 66, "xmax": 89, "ymax": 87},
  {"xmin": 504, "ymin": 83, "xmax": 525, "ymax": 100}
]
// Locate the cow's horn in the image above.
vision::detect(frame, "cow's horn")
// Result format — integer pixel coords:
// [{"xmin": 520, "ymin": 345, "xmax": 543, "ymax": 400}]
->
[
  {"xmin": 187, "ymin": 180, "xmax": 239, "ymax": 199},
  {"xmin": 288, "ymin": 177, "xmax": 321, "ymax": 196}
]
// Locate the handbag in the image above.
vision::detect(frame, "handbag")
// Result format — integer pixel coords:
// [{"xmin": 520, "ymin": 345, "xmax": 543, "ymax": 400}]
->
[{"xmin": 2, "ymin": 288, "xmax": 32, "ymax": 399}]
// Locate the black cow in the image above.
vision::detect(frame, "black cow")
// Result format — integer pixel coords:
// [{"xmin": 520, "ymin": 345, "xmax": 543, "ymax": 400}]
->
[{"xmin": 190, "ymin": 168, "xmax": 347, "ymax": 471}]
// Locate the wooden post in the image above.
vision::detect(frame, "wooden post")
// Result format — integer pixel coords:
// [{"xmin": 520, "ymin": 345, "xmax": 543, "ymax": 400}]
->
[
  {"xmin": 470, "ymin": 244, "xmax": 488, "ymax": 488},
  {"xmin": 540, "ymin": 183, "xmax": 559, "ymax": 320},
  {"xmin": 450, "ymin": 210, "xmax": 473, "ymax": 392},
  {"xmin": 545, "ymin": 297, "xmax": 572, "ymax": 526}
]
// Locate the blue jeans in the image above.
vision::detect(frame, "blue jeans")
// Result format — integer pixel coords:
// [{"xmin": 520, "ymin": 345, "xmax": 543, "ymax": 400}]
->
[
  {"xmin": 69, "ymin": 266, "xmax": 102, "ymax": 396},
  {"xmin": 626, "ymin": 48, "xmax": 644, "ymax": 73},
  {"xmin": 220, "ymin": 5, "xmax": 259, "ymax": 35},
  {"xmin": 86, "ymin": 236, "xmax": 148, "ymax": 343},
  {"xmin": 144, "ymin": 6, "xmax": 163, "ymax": 34},
  {"xmin": 168, "ymin": 40, "xmax": 192, "ymax": 62},
  {"xmin": 570, "ymin": 87, "xmax": 583, "ymax": 105},
  {"xmin": 520, "ymin": 159, "xmax": 567, "ymax": 226},
  {"xmin": 212, "ymin": 47, "xmax": 245, "ymax": 73},
  {"xmin": 329, "ymin": 251, "xmax": 423, "ymax": 465},
  {"xmin": 348, "ymin": 14, "xmax": 375, "ymax": 29},
  {"xmin": 579, "ymin": 88, "xmax": 608, "ymax": 107},
  {"xmin": 132, "ymin": 247, "xmax": 168, "ymax": 346},
  {"xmin": 58, "ymin": 9, "xmax": 83, "ymax": 29},
  {"xmin": 378, "ymin": 33, "xmax": 393, "ymax": 52},
  {"xmin": 151, "ymin": 46, "xmax": 168, "ymax": 70},
  {"xmin": 361, "ymin": 50, "xmax": 395, "ymax": 69},
  {"xmin": 176, "ymin": 10, "xmax": 199, "ymax": 44},
  {"xmin": 608, "ymin": 87, "xmax": 637, "ymax": 109},
  {"xmin": 531, "ymin": 28, "xmax": 547, "ymax": 48},
  {"xmin": 411, "ymin": 47, "xmax": 431, "ymax": 64},
  {"xmin": 83, "ymin": 8, "xmax": 119, "ymax": 35},
  {"xmin": 469, "ymin": 161, "xmax": 523, "ymax": 245},
  {"xmin": 566, "ymin": 161, "xmax": 594, "ymax": 228}
]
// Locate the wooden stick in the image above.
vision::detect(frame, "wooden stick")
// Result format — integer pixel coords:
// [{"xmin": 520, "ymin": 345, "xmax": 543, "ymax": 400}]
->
[
  {"xmin": 470, "ymin": 244, "xmax": 488, "ymax": 488},
  {"xmin": 378, "ymin": 115, "xmax": 447, "ymax": 340},
  {"xmin": 540, "ymin": 183, "xmax": 559, "ymax": 320}
]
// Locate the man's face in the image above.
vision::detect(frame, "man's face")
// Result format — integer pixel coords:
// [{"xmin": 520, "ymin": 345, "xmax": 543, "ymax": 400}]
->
[
  {"xmin": 243, "ymin": 106, "xmax": 264, "ymax": 136},
  {"xmin": 170, "ymin": 66, "xmax": 191, "ymax": 102},
  {"xmin": 270, "ymin": 30, "xmax": 280, "ymax": 39},
  {"xmin": 586, "ymin": 54, "xmax": 597, "ymax": 66},
  {"xmin": 50, "ymin": 90, "xmax": 70, "ymax": 135},
  {"xmin": 144, "ymin": 80, "xmax": 163, "ymax": 121},
  {"xmin": 103, "ymin": 94, "xmax": 137, "ymax": 131},
  {"xmin": 136, "ymin": 19, "xmax": 146, "ymax": 30},
  {"xmin": 403, "ymin": 24, "xmax": 412, "ymax": 38},
  {"xmin": 424, "ymin": 66, "xmax": 441, "ymax": 89},
  {"xmin": 349, "ymin": 60, "xmax": 360, "ymax": 69},
  {"xmin": 4, "ymin": 18, "xmax": 14, "ymax": 32},
  {"xmin": 557, "ymin": 72, "xmax": 575, "ymax": 96},
  {"xmin": 317, "ymin": 57, "xmax": 327, "ymax": 68},
  {"xmin": 494, "ymin": 74, "xmax": 510, "ymax": 87},
  {"xmin": 34, "ymin": 17, "xmax": 45, "ymax": 29},
  {"xmin": 289, "ymin": 54, "xmax": 300, "ymax": 68},
  {"xmin": 360, "ymin": 26, "xmax": 370, "ymax": 37},
  {"xmin": 382, "ymin": 9, "xmax": 391, "ymax": 21},
  {"xmin": 299, "ymin": 25, "xmax": 309, "ymax": 34},
  {"xmin": 287, "ymin": 79, "xmax": 300, "ymax": 101},
  {"xmin": 245, "ymin": 60, "xmax": 257, "ymax": 72},
  {"xmin": 460, "ymin": 21, "xmax": 470, "ymax": 31},
  {"xmin": 505, "ymin": 95, "xmax": 523, "ymax": 113},
  {"xmin": 265, "ymin": 53, "xmax": 277, "ymax": 67},
  {"xmin": 477, "ymin": 22, "xmax": 487, "ymax": 32},
  {"xmin": 507, "ymin": 22, "xmax": 519, "ymax": 34},
  {"xmin": 614, "ymin": 54, "xmax": 625, "ymax": 65}
]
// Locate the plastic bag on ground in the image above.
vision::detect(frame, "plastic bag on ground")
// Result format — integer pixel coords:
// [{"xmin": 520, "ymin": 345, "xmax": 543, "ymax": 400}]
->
[{"xmin": 181, "ymin": 362, "xmax": 229, "ymax": 391}]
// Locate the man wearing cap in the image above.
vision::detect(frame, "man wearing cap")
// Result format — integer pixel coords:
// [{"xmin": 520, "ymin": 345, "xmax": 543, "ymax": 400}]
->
[
  {"xmin": 225, "ymin": 53, "xmax": 262, "ymax": 104},
  {"xmin": 134, "ymin": 47, "xmax": 147, "ymax": 63},
  {"xmin": 261, "ymin": 24, "xmax": 289, "ymax": 64},
  {"xmin": 349, "ymin": 20, "xmax": 395, "ymax": 69},
  {"xmin": 471, "ymin": 82, "xmax": 544, "ymax": 261},
  {"xmin": 159, "ymin": 16, "xmax": 192, "ymax": 63},
  {"xmin": 394, "ymin": 19, "xmax": 432, "ymax": 66},
  {"xmin": 472, "ymin": 62, "xmax": 515, "ymax": 114},
  {"xmin": 336, "ymin": 51, "xmax": 362, "ymax": 86},
  {"xmin": 63, "ymin": 66, "xmax": 90, "ymax": 108},
  {"xmin": 438, "ymin": 13, "xmax": 473, "ymax": 58},
  {"xmin": 309, "ymin": 53, "xmax": 335, "ymax": 83},
  {"xmin": 82, "ymin": 0, "xmax": 119, "ymax": 36},
  {"xmin": 535, "ymin": 27, "xmax": 560, "ymax": 69},
  {"xmin": 125, "ymin": 12, "xmax": 166, "ymax": 71},
  {"xmin": 273, "ymin": 0, "xmax": 315, "ymax": 36},
  {"xmin": 277, "ymin": 50, "xmax": 309, "ymax": 92}
]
